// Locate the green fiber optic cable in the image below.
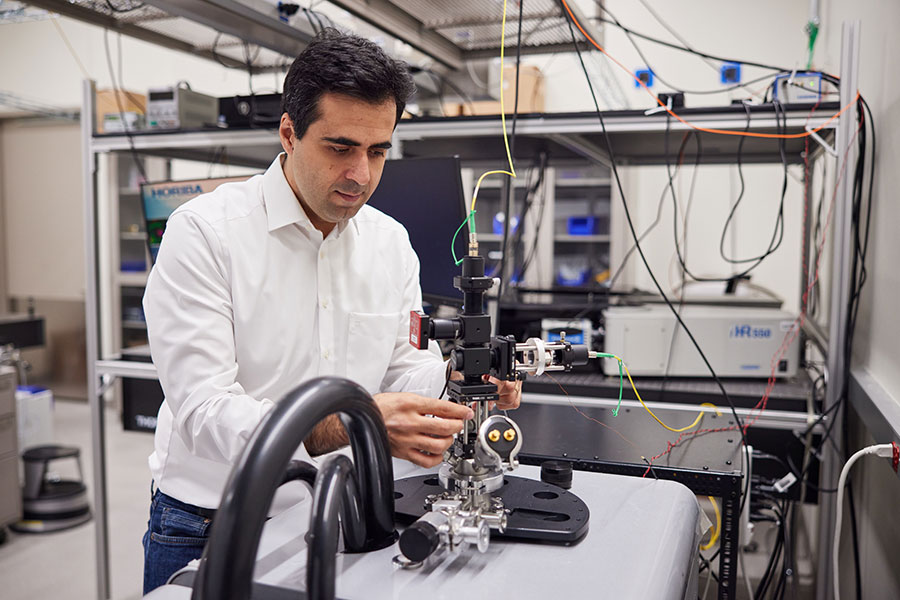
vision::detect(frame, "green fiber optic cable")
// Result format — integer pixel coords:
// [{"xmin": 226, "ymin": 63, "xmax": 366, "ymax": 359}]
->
[
  {"xmin": 806, "ymin": 21, "xmax": 819, "ymax": 70},
  {"xmin": 451, "ymin": 210, "xmax": 476, "ymax": 266},
  {"xmin": 591, "ymin": 352, "xmax": 624, "ymax": 416}
]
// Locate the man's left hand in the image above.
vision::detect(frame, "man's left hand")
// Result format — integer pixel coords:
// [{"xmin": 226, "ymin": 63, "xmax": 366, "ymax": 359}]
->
[
  {"xmin": 449, "ymin": 370, "xmax": 522, "ymax": 410},
  {"xmin": 485, "ymin": 375, "xmax": 521, "ymax": 410}
]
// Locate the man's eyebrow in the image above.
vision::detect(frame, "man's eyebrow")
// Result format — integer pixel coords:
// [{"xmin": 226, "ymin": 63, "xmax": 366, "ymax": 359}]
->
[
  {"xmin": 322, "ymin": 136, "xmax": 392, "ymax": 150},
  {"xmin": 322, "ymin": 136, "xmax": 360, "ymax": 147}
]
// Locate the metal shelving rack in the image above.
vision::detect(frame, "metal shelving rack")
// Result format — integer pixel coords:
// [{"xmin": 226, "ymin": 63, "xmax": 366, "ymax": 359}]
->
[{"xmin": 81, "ymin": 22, "xmax": 860, "ymax": 598}]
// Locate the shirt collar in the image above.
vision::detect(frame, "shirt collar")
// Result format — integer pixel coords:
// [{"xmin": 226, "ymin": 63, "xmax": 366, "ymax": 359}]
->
[{"xmin": 262, "ymin": 153, "xmax": 360, "ymax": 238}]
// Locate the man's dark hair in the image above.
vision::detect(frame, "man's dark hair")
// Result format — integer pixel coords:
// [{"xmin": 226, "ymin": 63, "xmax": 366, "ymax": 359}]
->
[{"xmin": 281, "ymin": 28, "xmax": 416, "ymax": 140}]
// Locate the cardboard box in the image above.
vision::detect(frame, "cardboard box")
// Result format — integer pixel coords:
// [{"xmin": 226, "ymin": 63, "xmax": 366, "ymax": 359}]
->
[
  {"xmin": 95, "ymin": 88, "xmax": 146, "ymax": 133},
  {"xmin": 497, "ymin": 64, "xmax": 544, "ymax": 113},
  {"xmin": 444, "ymin": 64, "xmax": 545, "ymax": 117}
]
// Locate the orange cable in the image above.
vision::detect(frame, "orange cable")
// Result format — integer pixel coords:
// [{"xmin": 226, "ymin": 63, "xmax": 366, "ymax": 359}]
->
[{"xmin": 559, "ymin": 0, "xmax": 859, "ymax": 140}]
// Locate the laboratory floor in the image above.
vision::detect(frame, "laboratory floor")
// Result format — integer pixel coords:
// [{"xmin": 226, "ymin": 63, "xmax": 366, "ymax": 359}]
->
[{"xmin": 0, "ymin": 398, "xmax": 154, "ymax": 600}]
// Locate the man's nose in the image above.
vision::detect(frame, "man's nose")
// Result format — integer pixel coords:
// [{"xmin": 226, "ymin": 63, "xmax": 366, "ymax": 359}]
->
[{"xmin": 345, "ymin": 153, "xmax": 370, "ymax": 187}]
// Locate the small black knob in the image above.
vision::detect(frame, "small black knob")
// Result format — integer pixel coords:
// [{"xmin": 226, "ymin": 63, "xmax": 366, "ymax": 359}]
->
[
  {"xmin": 399, "ymin": 520, "xmax": 440, "ymax": 562},
  {"xmin": 540, "ymin": 460, "xmax": 573, "ymax": 489}
]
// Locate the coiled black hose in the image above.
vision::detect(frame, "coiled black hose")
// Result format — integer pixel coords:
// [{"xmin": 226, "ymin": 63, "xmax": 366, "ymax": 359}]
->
[
  {"xmin": 192, "ymin": 376, "xmax": 396, "ymax": 600},
  {"xmin": 308, "ymin": 454, "xmax": 366, "ymax": 599}
]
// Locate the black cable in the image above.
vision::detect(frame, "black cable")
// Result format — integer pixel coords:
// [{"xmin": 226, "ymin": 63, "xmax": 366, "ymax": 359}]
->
[
  {"xmin": 438, "ymin": 361, "xmax": 452, "ymax": 400},
  {"xmin": 773, "ymin": 499, "xmax": 792, "ymax": 600},
  {"xmin": 721, "ymin": 100, "xmax": 788, "ymax": 265},
  {"xmin": 518, "ymin": 161, "xmax": 549, "ymax": 280},
  {"xmin": 562, "ymin": 11, "xmax": 750, "ymax": 501},
  {"xmin": 104, "ymin": 0, "xmax": 144, "ymax": 13},
  {"xmin": 407, "ymin": 66, "xmax": 477, "ymax": 117},
  {"xmin": 507, "ymin": 160, "xmax": 540, "ymax": 258},
  {"xmin": 755, "ymin": 448, "xmax": 840, "ymax": 495},
  {"xmin": 305, "ymin": 7, "xmax": 326, "ymax": 33},
  {"xmin": 698, "ymin": 554, "xmax": 720, "ymax": 582},
  {"xmin": 496, "ymin": 0, "xmax": 525, "ymax": 303},
  {"xmin": 242, "ymin": 42, "xmax": 259, "ymax": 95},
  {"xmin": 857, "ymin": 98, "xmax": 876, "ymax": 288},
  {"xmin": 422, "ymin": 70, "xmax": 448, "ymax": 116},
  {"xmin": 211, "ymin": 33, "xmax": 234, "ymax": 69},
  {"xmin": 840, "ymin": 96, "xmax": 875, "ymax": 600},
  {"xmin": 667, "ymin": 102, "xmax": 787, "ymax": 282},
  {"xmin": 588, "ymin": 13, "xmax": 790, "ymax": 73},
  {"xmin": 501, "ymin": 156, "xmax": 547, "ymax": 286},
  {"xmin": 592, "ymin": 8, "xmax": 841, "ymax": 101},
  {"xmin": 102, "ymin": 28, "xmax": 146, "ymax": 182},
  {"xmin": 301, "ymin": 8, "xmax": 320, "ymax": 33},
  {"xmin": 784, "ymin": 453, "xmax": 837, "ymax": 495},
  {"xmin": 717, "ymin": 103, "xmax": 752, "ymax": 264},
  {"xmin": 437, "ymin": 74, "xmax": 477, "ymax": 115},
  {"xmin": 596, "ymin": 3, "xmax": 777, "ymax": 98},
  {"xmin": 659, "ymin": 133, "xmax": 702, "ymax": 404},
  {"xmin": 755, "ymin": 500, "xmax": 785, "ymax": 599},
  {"xmin": 698, "ymin": 547, "xmax": 720, "ymax": 572},
  {"xmin": 609, "ymin": 131, "xmax": 698, "ymax": 290}
]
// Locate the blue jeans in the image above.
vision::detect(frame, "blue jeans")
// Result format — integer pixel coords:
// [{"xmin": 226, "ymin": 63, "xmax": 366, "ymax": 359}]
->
[{"xmin": 142, "ymin": 489, "xmax": 214, "ymax": 594}]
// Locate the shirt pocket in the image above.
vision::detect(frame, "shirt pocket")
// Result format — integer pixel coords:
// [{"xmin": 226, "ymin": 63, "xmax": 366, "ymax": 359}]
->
[{"xmin": 347, "ymin": 311, "xmax": 402, "ymax": 395}]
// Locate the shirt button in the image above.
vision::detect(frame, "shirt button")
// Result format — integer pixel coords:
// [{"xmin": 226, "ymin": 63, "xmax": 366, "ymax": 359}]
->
[
  {"xmin": 319, "ymin": 250, "xmax": 325, "ymax": 259},
  {"xmin": 323, "ymin": 349, "xmax": 330, "ymax": 360},
  {"xmin": 321, "ymin": 298, "xmax": 329, "ymax": 309}
]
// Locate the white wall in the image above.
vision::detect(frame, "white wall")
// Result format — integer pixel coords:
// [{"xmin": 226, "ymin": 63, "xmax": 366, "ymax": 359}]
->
[
  {"xmin": 612, "ymin": 162, "xmax": 806, "ymax": 312},
  {"xmin": 817, "ymin": 0, "xmax": 900, "ymax": 405},
  {"xmin": 0, "ymin": 119, "xmax": 7, "ymax": 311},
  {"xmin": 1, "ymin": 119, "xmax": 85, "ymax": 301},
  {"xmin": 817, "ymin": 2, "xmax": 900, "ymax": 598},
  {"xmin": 524, "ymin": 0, "xmax": 811, "ymax": 312}
]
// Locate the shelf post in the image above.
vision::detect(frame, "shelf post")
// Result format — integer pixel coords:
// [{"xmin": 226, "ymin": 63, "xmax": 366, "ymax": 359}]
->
[
  {"xmin": 82, "ymin": 79, "xmax": 111, "ymax": 599},
  {"xmin": 816, "ymin": 20, "xmax": 860, "ymax": 600}
]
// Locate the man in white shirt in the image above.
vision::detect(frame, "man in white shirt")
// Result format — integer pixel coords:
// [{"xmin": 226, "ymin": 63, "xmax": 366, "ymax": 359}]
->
[{"xmin": 141, "ymin": 29, "xmax": 520, "ymax": 593}]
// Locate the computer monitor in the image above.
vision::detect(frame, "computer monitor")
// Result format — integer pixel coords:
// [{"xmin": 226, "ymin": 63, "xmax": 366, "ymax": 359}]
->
[
  {"xmin": 140, "ymin": 160, "xmax": 467, "ymax": 304},
  {"xmin": 367, "ymin": 157, "xmax": 468, "ymax": 306},
  {"xmin": 141, "ymin": 175, "xmax": 251, "ymax": 263}
]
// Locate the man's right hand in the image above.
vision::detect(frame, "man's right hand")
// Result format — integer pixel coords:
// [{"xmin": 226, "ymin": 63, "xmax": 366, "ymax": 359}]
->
[{"xmin": 373, "ymin": 392, "xmax": 473, "ymax": 468}]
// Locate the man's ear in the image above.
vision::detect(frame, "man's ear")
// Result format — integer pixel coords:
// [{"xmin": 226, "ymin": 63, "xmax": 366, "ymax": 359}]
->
[{"xmin": 279, "ymin": 113, "xmax": 295, "ymax": 154}]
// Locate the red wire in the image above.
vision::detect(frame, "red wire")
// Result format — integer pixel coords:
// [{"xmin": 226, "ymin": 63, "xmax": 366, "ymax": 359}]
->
[
  {"xmin": 559, "ymin": 0, "xmax": 858, "ymax": 140},
  {"xmin": 642, "ymin": 116, "xmax": 865, "ymax": 475},
  {"xmin": 554, "ymin": 0, "xmax": 866, "ymax": 470}
]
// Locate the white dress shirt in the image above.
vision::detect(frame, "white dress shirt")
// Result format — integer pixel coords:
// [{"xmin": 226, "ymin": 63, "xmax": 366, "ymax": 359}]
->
[{"xmin": 144, "ymin": 153, "xmax": 447, "ymax": 509}]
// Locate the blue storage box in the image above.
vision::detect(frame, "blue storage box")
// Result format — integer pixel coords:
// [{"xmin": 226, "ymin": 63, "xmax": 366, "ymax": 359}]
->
[
  {"xmin": 121, "ymin": 259, "xmax": 147, "ymax": 272},
  {"xmin": 567, "ymin": 216, "xmax": 598, "ymax": 235},
  {"xmin": 493, "ymin": 213, "xmax": 519, "ymax": 235}
]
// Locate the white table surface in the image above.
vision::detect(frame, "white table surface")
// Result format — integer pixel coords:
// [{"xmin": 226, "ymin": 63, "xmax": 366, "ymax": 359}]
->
[{"xmin": 147, "ymin": 463, "xmax": 704, "ymax": 600}]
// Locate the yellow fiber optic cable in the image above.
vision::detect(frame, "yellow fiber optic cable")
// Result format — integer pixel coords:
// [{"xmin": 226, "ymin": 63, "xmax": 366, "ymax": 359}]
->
[
  {"xmin": 619, "ymin": 359, "xmax": 721, "ymax": 432},
  {"xmin": 700, "ymin": 496, "xmax": 721, "ymax": 551},
  {"xmin": 592, "ymin": 351, "xmax": 720, "ymax": 433},
  {"xmin": 468, "ymin": 0, "xmax": 517, "ymax": 216}
]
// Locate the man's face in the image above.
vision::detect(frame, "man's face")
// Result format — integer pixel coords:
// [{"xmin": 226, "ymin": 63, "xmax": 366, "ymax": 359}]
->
[{"xmin": 279, "ymin": 93, "xmax": 396, "ymax": 235}]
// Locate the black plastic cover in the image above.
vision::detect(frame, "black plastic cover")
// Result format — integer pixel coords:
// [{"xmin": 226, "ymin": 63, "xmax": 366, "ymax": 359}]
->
[
  {"xmin": 399, "ymin": 520, "xmax": 440, "ymax": 562},
  {"xmin": 541, "ymin": 460, "xmax": 574, "ymax": 490}
]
